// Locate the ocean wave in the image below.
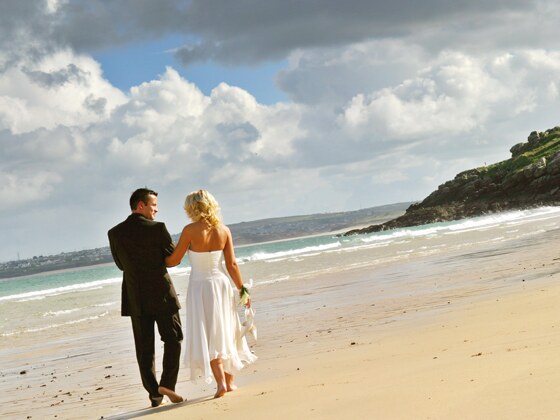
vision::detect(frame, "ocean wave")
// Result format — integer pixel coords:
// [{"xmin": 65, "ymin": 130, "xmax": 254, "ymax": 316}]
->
[
  {"xmin": 168, "ymin": 266, "xmax": 191, "ymax": 275},
  {"xmin": 94, "ymin": 301, "xmax": 118, "ymax": 307},
  {"xmin": 256, "ymin": 276, "xmax": 291, "ymax": 286},
  {"xmin": 41, "ymin": 302, "xmax": 117, "ymax": 317},
  {"xmin": 42, "ymin": 308, "xmax": 81, "ymax": 317},
  {"xmin": 242, "ymin": 242, "xmax": 342, "ymax": 262},
  {"xmin": 357, "ymin": 206, "xmax": 560, "ymax": 244},
  {"xmin": 456, "ymin": 207, "xmax": 560, "ymax": 230},
  {"xmin": 0, "ymin": 277, "xmax": 121, "ymax": 303},
  {"xmin": 359, "ymin": 227, "xmax": 441, "ymax": 243},
  {"xmin": 1, "ymin": 312, "xmax": 110, "ymax": 336},
  {"xmin": 4, "ymin": 205, "xmax": 559, "ymax": 317}
]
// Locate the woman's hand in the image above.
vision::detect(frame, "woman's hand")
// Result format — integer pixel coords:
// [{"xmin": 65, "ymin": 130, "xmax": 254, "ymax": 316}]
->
[{"xmin": 239, "ymin": 285, "xmax": 251, "ymax": 307}]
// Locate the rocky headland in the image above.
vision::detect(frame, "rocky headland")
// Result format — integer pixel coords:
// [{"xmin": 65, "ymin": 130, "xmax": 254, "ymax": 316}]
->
[{"xmin": 344, "ymin": 126, "xmax": 560, "ymax": 236}]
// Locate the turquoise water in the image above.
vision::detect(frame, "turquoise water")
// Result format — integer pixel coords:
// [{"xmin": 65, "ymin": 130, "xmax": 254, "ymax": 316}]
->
[
  {"xmin": 0, "ymin": 264, "xmax": 122, "ymax": 301},
  {"xmin": 3, "ymin": 206, "xmax": 560, "ymax": 337}
]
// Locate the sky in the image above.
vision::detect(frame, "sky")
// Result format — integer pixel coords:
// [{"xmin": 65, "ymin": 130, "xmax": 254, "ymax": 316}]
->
[{"xmin": 2, "ymin": 0, "xmax": 560, "ymax": 262}]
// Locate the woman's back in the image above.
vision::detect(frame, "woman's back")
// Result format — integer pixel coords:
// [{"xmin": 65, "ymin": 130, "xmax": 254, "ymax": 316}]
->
[{"xmin": 187, "ymin": 221, "xmax": 228, "ymax": 252}]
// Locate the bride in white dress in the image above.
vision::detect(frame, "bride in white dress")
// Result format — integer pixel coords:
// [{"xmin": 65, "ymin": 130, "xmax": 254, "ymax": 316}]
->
[{"xmin": 165, "ymin": 190, "xmax": 257, "ymax": 398}]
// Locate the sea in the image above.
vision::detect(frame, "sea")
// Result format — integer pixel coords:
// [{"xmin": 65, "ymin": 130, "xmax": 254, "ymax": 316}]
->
[{"xmin": 2, "ymin": 206, "xmax": 560, "ymax": 339}]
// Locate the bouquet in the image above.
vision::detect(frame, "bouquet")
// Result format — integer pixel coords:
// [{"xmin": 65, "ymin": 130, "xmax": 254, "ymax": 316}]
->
[
  {"xmin": 239, "ymin": 279, "xmax": 257, "ymax": 340},
  {"xmin": 239, "ymin": 285, "xmax": 251, "ymax": 307},
  {"xmin": 238, "ymin": 278, "xmax": 253, "ymax": 307}
]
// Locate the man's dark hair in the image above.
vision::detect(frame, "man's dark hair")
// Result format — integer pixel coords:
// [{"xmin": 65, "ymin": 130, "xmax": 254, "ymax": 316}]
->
[{"xmin": 130, "ymin": 188, "xmax": 158, "ymax": 210}]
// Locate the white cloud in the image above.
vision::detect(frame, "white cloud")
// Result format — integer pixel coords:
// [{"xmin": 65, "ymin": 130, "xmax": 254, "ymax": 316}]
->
[
  {"xmin": 338, "ymin": 52, "xmax": 498, "ymax": 139},
  {"xmin": 108, "ymin": 137, "xmax": 169, "ymax": 167},
  {"xmin": 0, "ymin": 50, "xmax": 126, "ymax": 134},
  {"xmin": 4, "ymin": 2, "xmax": 560, "ymax": 260},
  {"xmin": 336, "ymin": 50, "xmax": 560, "ymax": 142},
  {"xmin": 128, "ymin": 68, "xmax": 209, "ymax": 119},
  {"xmin": 278, "ymin": 39, "xmax": 426, "ymax": 104},
  {"xmin": 0, "ymin": 170, "xmax": 62, "ymax": 208},
  {"xmin": 3, "ymin": 46, "xmax": 560, "ymax": 261},
  {"xmin": 45, "ymin": 0, "xmax": 66, "ymax": 14},
  {"xmin": 92, "ymin": 69, "xmax": 303, "ymax": 184}
]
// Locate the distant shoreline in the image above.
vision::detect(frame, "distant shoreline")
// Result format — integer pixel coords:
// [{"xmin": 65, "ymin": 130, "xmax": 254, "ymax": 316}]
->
[
  {"xmin": 0, "ymin": 261, "xmax": 117, "ymax": 282},
  {"xmin": 0, "ymin": 224, "xmax": 378, "ymax": 280},
  {"xmin": 1, "ymin": 202, "xmax": 410, "ymax": 279}
]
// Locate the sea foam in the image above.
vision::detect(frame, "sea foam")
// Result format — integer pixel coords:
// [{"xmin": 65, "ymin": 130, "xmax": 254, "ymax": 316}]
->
[{"xmin": 0, "ymin": 277, "xmax": 121, "ymax": 303}]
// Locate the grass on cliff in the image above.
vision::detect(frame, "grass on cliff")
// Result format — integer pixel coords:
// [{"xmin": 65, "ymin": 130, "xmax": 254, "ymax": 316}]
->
[{"xmin": 479, "ymin": 132, "xmax": 560, "ymax": 178}]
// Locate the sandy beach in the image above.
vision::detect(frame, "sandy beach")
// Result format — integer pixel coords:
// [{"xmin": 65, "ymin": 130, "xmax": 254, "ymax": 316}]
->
[{"xmin": 3, "ymin": 214, "xmax": 560, "ymax": 419}]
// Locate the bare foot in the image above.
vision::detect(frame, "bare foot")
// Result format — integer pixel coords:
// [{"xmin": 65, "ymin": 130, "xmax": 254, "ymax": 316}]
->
[
  {"xmin": 158, "ymin": 386, "xmax": 184, "ymax": 403},
  {"xmin": 214, "ymin": 386, "xmax": 227, "ymax": 398},
  {"xmin": 225, "ymin": 373, "xmax": 237, "ymax": 392}
]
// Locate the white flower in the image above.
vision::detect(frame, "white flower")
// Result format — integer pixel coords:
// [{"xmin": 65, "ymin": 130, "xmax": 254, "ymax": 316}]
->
[
  {"xmin": 239, "ymin": 278, "xmax": 253, "ymax": 307},
  {"xmin": 239, "ymin": 287, "xmax": 251, "ymax": 306}
]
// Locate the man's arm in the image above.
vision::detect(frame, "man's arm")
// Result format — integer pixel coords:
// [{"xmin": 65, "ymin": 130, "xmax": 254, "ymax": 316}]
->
[
  {"xmin": 161, "ymin": 223, "xmax": 175, "ymax": 258},
  {"xmin": 108, "ymin": 229, "xmax": 124, "ymax": 271}
]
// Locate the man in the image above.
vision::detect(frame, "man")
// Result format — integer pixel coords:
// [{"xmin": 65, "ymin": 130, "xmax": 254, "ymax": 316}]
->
[{"xmin": 108, "ymin": 188, "xmax": 184, "ymax": 407}]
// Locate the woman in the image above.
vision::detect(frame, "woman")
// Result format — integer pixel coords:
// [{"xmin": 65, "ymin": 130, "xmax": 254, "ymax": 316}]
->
[{"xmin": 165, "ymin": 189, "xmax": 257, "ymax": 398}]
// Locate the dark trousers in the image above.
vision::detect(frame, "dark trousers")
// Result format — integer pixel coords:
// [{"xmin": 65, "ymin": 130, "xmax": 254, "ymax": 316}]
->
[{"xmin": 130, "ymin": 312, "xmax": 183, "ymax": 403}]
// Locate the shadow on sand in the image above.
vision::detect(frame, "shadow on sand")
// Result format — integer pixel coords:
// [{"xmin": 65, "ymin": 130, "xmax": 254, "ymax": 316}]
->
[{"xmin": 101, "ymin": 395, "xmax": 214, "ymax": 419}]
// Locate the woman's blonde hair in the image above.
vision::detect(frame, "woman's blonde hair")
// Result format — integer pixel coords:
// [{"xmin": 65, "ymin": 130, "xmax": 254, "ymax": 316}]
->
[{"xmin": 184, "ymin": 189, "xmax": 221, "ymax": 226}]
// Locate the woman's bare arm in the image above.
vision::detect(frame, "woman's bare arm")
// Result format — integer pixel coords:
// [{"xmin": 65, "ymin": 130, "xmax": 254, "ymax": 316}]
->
[
  {"xmin": 223, "ymin": 227, "xmax": 251, "ymax": 307},
  {"xmin": 223, "ymin": 226, "xmax": 244, "ymax": 290},
  {"xmin": 165, "ymin": 225, "xmax": 192, "ymax": 267}
]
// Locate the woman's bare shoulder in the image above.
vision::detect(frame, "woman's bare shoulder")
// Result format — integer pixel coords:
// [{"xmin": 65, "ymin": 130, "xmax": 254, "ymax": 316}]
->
[
  {"xmin": 181, "ymin": 222, "xmax": 199, "ymax": 232},
  {"xmin": 219, "ymin": 222, "xmax": 231, "ymax": 231},
  {"xmin": 217, "ymin": 223, "xmax": 232, "ymax": 235}
]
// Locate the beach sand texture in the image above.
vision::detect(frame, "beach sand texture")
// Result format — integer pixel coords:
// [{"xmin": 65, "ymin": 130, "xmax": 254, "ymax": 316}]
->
[{"xmin": 2, "ymin": 213, "xmax": 560, "ymax": 419}]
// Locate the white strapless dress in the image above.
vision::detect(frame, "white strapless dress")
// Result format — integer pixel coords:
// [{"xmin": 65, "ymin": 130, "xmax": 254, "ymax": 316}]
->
[{"xmin": 184, "ymin": 250, "xmax": 257, "ymax": 383}]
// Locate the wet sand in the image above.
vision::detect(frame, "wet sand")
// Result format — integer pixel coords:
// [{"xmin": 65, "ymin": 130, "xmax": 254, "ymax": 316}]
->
[{"xmin": 2, "ymin": 218, "xmax": 560, "ymax": 419}]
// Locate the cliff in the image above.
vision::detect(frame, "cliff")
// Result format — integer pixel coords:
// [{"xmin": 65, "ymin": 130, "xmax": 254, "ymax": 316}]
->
[{"xmin": 344, "ymin": 126, "xmax": 560, "ymax": 236}]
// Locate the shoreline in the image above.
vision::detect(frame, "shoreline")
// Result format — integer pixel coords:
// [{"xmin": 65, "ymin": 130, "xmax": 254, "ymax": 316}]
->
[
  {"xmin": 0, "ymin": 261, "xmax": 117, "ymax": 282},
  {"xmin": 3, "ymin": 214, "xmax": 560, "ymax": 418},
  {"xmin": 143, "ymin": 224, "xmax": 560, "ymax": 419},
  {"xmin": 143, "ymin": 279, "xmax": 560, "ymax": 420},
  {"xmin": 1, "ymin": 201, "xmax": 411, "ymax": 279},
  {"xmin": 1, "ymin": 223, "xmax": 374, "ymax": 281}
]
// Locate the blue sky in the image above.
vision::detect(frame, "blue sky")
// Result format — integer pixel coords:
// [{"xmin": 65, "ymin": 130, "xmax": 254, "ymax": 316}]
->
[
  {"xmin": 93, "ymin": 36, "xmax": 287, "ymax": 103},
  {"xmin": 2, "ymin": 0, "xmax": 560, "ymax": 261}
]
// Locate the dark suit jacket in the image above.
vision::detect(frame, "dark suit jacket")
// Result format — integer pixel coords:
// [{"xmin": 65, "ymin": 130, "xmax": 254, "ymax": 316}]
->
[{"xmin": 108, "ymin": 213, "xmax": 181, "ymax": 316}]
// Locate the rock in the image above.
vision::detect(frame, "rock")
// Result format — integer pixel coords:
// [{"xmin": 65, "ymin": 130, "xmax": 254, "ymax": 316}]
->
[
  {"xmin": 530, "ymin": 175, "xmax": 551, "ymax": 191},
  {"xmin": 528, "ymin": 130, "xmax": 540, "ymax": 144},
  {"xmin": 510, "ymin": 142, "xmax": 527, "ymax": 157},
  {"xmin": 344, "ymin": 126, "xmax": 560, "ymax": 237},
  {"xmin": 455, "ymin": 168, "xmax": 481, "ymax": 181},
  {"xmin": 533, "ymin": 157, "xmax": 547, "ymax": 178},
  {"xmin": 547, "ymin": 151, "xmax": 560, "ymax": 175},
  {"xmin": 522, "ymin": 158, "xmax": 546, "ymax": 179}
]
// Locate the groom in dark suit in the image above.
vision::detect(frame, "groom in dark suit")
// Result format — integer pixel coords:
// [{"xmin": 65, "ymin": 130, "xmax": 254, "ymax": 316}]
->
[{"xmin": 108, "ymin": 188, "xmax": 184, "ymax": 407}]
